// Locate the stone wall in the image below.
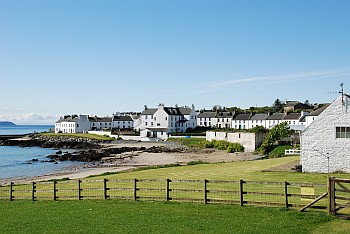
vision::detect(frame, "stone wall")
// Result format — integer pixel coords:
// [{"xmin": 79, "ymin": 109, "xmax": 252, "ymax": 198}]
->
[
  {"xmin": 301, "ymin": 95, "xmax": 350, "ymax": 173},
  {"xmin": 206, "ymin": 131, "xmax": 265, "ymax": 152}
]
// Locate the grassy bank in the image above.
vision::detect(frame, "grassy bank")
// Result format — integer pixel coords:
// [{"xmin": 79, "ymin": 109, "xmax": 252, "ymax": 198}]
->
[
  {"xmin": 40, "ymin": 132, "xmax": 115, "ymax": 141},
  {"xmin": 2, "ymin": 200, "xmax": 349, "ymax": 234}
]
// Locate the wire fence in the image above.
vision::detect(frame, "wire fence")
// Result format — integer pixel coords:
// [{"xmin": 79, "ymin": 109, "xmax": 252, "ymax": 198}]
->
[{"xmin": 0, "ymin": 178, "xmax": 334, "ymax": 212}]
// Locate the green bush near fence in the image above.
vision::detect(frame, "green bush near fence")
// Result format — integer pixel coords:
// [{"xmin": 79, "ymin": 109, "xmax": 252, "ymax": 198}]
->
[
  {"xmin": 269, "ymin": 145, "xmax": 294, "ymax": 158},
  {"xmin": 201, "ymin": 140, "xmax": 244, "ymax": 153},
  {"xmin": 2, "ymin": 200, "xmax": 349, "ymax": 234}
]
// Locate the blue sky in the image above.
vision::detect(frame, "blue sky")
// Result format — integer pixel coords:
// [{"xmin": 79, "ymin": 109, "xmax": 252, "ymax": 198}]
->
[{"xmin": 0, "ymin": 0, "xmax": 349, "ymax": 124}]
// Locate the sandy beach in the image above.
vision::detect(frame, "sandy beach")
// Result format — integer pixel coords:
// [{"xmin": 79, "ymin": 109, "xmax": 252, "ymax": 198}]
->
[{"xmin": 0, "ymin": 141, "xmax": 261, "ymax": 185}]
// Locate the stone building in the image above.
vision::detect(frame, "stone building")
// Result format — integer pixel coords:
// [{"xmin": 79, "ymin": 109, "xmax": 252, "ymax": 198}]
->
[{"xmin": 301, "ymin": 94, "xmax": 350, "ymax": 173}]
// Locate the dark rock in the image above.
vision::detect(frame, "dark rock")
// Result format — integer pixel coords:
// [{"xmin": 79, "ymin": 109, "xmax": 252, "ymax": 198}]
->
[{"xmin": 56, "ymin": 150, "xmax": 62, "ymax": 154}]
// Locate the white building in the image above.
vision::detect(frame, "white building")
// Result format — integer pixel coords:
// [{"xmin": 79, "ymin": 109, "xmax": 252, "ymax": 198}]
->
[
  {"xmin": 89, "ymin": 116, "xmax": 112, "ymax": 130},
  {"xmin": 301, "ymin": 94, "xmax": 350, "ymax": 173},
  {"xmin": 215, "ymin": 112, "xmax": 234, "ymax": 128},
  {"xmin": 197, "ymin": 112, "xmax": 216, "ymax": 127},
  {"xmin": 248, "ymin": 113, "xmax": 269, "ymax": 129},
  {"xmin": 232, "ymin": 113, "xmax": 252, "ymax": 130},
  {"xmin": 112, "ymin": 115, "xmax": 134, "ymax": 129},
  {"xmin": 139, "ymin": 104, "xmax": 197, "ymax": 140},
  {"xmin": 55, "ymin": 115, "xmax": 91, "ymax": 133}
]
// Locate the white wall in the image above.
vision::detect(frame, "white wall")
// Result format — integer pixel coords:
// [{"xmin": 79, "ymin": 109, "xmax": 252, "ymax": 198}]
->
[
  {"xmin": 301, "ymin": 95, "xmax": 350, "ymax": 173},
  {"xmin": 206, "ymin": 131, "xmax": 265, "ymax": 152}
]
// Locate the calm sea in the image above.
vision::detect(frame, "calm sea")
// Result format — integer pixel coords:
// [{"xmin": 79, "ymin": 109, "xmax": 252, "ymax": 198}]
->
[{"xmin": 0, "ymin": 125, "xmax": 82, "ymax": 180}]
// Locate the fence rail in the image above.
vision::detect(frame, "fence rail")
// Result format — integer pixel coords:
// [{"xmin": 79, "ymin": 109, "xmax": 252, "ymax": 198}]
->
[{"xmin": 0, "ymin": 178, "xmax": 334, "ymax": 213}]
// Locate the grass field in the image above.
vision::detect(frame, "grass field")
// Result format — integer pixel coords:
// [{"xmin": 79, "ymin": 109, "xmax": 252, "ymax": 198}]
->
[
  {"xmin": 40, "ymin": 132, "xmax": 116, "ymax": 141},
  {"xmin": 2, "ymin": 200, "xmax": 350, "ymax": 234},
  {"xmin": 95, "ymin": 156, "xmax": 349, "ymax": 184},
  {"xmin": 167, "ymin": 137, "xmax": 206, "ymax": 147}
]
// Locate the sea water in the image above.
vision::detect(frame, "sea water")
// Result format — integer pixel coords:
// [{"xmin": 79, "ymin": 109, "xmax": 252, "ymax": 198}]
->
[
  {"xmin": 0, "ymin": 146, "xmax": 82, "ymax": 179},
  {"xmin": 0, "ymin": 125, "xmax": 82, "ymax": 180}
]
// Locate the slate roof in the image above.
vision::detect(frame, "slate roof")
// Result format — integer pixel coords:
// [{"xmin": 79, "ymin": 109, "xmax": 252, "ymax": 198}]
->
[
  {"xmin": 234, "ymin": 113, "xmax": 251, "ymax": 121},
  {"xmin": 113, "ymin": 116, "xmax": 133, "ymax": 121},
  {"xmin": 89, "ymin": 117, "xmax": 112, "ymax": 122},
  {"xmin": 250, "ymin": 113, "xmax": 269, "ymax": 120},
  {"xmin": 308, "ymin": 105, "xmax": 330, "ymax": 116},
  {"xmin": 198, "ymin": 112, "xmax": 216, "ymax": 118},
  {"xmin": 179, "ymin": 107, "xmax": 192, "ymax": 115},
  {"xmin": 141, "ymin": 108, "xmax": 157, "ymax": 115},
  {"xmin": 216, "ymin": 112, "xmax": 234, "ymax": 118},
  {"xmin": 164, "ymin": 107, "xmax": 183, "ymax": 116},
  {"xmin": 55, "ymin": 115, "xmax": 79, "ymax": 123},
  {"xmin": 267, "ymin": 113, "xmax": 285, "ymax": 120},
  {"xmin": 283, "ymin": 113, "xmax": 301, "ymax": 120}
]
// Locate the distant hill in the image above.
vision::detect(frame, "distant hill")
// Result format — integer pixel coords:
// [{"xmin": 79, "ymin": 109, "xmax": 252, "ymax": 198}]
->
[{"xmin": 0, "ymin": 121, "xmax": 16, "ymax": 126}]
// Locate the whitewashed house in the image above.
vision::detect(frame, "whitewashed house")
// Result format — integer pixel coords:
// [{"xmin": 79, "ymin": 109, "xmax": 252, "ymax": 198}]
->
[
  {"xmin": 266, "ymin": 113, "xmax": 285, "ymax": 129},
  {"xmin": 301, "ymin": 94, "xmax": 350, "ymax": 173},
  {"xmin": 89, "ymin": 116, "xmax": 112, "ymax": 130},
  {"xmin": 139, "ymin": 104, "xmax": 197, "ymax": 140},
  {"xmin": 232, "ymin": 113, "xmax": 252, "ymax": 130},
  {"xmin": 215, "ymin": 112, "xmax": 234, "ymax": 128},
  {"xmin": 112, "ymin": 115, "xmax": 134, "ymax": 129},
  {"xmin": 283, "ymin": 112, "xmax": 309, "ymax": 131},
  {"xmin": 197, "ymin": 112, "xmax": 216, "ymax": 127},
  {"xmin": 55, "ymin": 115, "xmax": 90, "ymax": 133},
  {"xmin": 248, "ymin": 113, "xmax": 269, "ymax": 129},
  {"xmin": 304, "ymin": 105, "xmax": 329, "ymax": 127}
]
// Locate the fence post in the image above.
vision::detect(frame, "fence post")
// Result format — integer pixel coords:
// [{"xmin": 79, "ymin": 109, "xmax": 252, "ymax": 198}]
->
[
  {"xmin": 10, "ymin": 182, "xmax": 13, "ymax": 201},
  {"xmin": 78, "ymin": 180, "xmax": 82, "ymax": 200},
  {"xmin": 328, "ymin": 177, "xmax": 336, "ymax": 215},
  {"xmin": 32, "ymin": 182, "xmax": 36, "ymax": 201},
  {"xmin": 204, "ymin": 179, "xmax": 208, "ymax": 204},
  {"xmin": 104, "ymin": 178, "xmax": 108, "ymax": 200},
  {"xmin": 284, "ymin": 181, "xmax": 289, "ymax": 209},
  {"xmin": 240, "ymin": 180, "xmax": 245, "ymax": 206},
  {"xmin": 166, "ymin": 179, "xmax": 171, "ymax": 201},
  {"xmin": 53, "ymin": 181, "xmax": 57, "ymax": 201},
  {"xmin": 134, "ymin": 178, "xmax": 138, "ymax": 201}
]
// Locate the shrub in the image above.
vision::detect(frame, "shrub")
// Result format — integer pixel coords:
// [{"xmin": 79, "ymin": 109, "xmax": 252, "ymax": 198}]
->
[
  {"xmin": 227, "ymin": 143, "xmax": 245, "ymax": 153},
  {"xmin": 268, "ymin": 145, "xmax": 294, "ymax": 158},
  {"xmin": 201, "ymin": 140, "xmax": 244, "ymax": 152}
]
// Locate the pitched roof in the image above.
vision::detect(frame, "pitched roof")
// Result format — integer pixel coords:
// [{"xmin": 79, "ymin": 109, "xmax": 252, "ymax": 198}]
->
[
  {"xmin": 250, "ymin": 113, "xmax": 269, "ymax": 120},
  {"xmin": 89, "ymin": 117, "xmax": 112, "ymax": 122},
  {"xmin": 113, "ymin": 116, "xmax": 133, "ymax": 121},
  {"xmin": 216, "ymin": 111, "xmax": 234, "ymax": 118},
  {"xmin": 234, "ymin": 113, "xmax": 251, "ymax": 121},
  {"xmin": 179, "ymin": 107, "xmax": 192, "ymax": 115},
  {"xmin": 283, "ymin": 113, "xmax": 301, "ymax": 120},
  {"xmin": 267, "ymin": 113, "xmax": 285, "ymax": 120},
  {"xmin": 55, "ymin": 115, "xmax": 79, "ymax": 123},
  {"xmin": 141, "ymin": 108, "xmax": 157, "ymax": 115},
  {"xmin": 163, "ymin": 107, "xmax": 182, "ymax": 116},
  {"xmin": 308, "ymin": 104, "xmax": 330, "ymax": 116},
  {"xmin": 198, "ymin": 112, "xmax": 216, "ymax": 118}
]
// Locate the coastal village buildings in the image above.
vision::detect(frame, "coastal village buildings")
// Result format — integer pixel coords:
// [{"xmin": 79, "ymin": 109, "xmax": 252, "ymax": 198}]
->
[
  {"xmin": 54, "ymin": 100, "xmax": 328, "ymax": 140},
  {"xmin": 138, "ymin": 104, "xmax": 197, "ymax": 140},
  {"xmin": 301, "ymin": 94, "xmax": 350, "ymax": 173}
]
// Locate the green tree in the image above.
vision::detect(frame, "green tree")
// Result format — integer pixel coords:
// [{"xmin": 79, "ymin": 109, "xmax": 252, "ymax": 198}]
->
[
  {"xmin": 272, "ymin": 99, "xmax": 283, "ymax": 112},
  {"xmin": 257, "ymin": 122, "xmax": 291, "ymax": 155}
]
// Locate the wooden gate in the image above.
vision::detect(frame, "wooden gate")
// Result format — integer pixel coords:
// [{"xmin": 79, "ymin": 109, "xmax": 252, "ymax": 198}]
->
[{"xmin": 328, "ymin": 177, "xmax": 350, "ymax": 219}]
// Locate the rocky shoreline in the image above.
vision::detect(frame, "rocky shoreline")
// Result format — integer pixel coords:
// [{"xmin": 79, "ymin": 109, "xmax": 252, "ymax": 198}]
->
[{"xmin": 0, "ymin": 134, "xmax": 187, "ymax": 163}]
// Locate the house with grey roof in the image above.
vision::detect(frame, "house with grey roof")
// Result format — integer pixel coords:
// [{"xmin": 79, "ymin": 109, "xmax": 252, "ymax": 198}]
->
[
  {"xmin": 89, "ymin": 116, "xmax": 113, "ymax": 130},
  {"xmin": 55, "ymin": 115, "xmax": 91, "ymax": 133},
  {"xmin": 232, "ymin": 113, "xmax": 252, "ymax": 129},
  {"xmin": 248, "ymin": 113, "xmax": 269, "ymax": 129},
  {"xmin": 266, "ymin": 113, "xmax": 285, "ymax": 129},
  {"xmin": 304, "ymin": 104, "xmax": 330, "ymax": 127},
  {"xmin": 197, "ymin": 111, "xmax": 216, "ymax": 127},
  {"xmin": 215, "ymin": 111, "xmax": 234, "ymax": 128},
  {"xmin": 139, "ymin": 103, "xmax": 197, "ymax": 140},
  {"xmin": 112, "ymin": 115, "xmax": 134, "ymax": 130}
]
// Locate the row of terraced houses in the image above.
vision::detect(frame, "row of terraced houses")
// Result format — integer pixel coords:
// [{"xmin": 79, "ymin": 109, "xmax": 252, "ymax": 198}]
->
[{"xmin": 55, "ymin": 101, "xmax": 327, "ymax": 137}]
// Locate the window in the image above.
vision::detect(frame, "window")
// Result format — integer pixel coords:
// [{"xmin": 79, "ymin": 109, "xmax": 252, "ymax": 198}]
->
[
  {"xmin": 336, "ymin": 127, "xmax": 350, "ymax": 138},
  {"xmin": 157, "ymin": 123, "xmax": 160, "ymax": 126},
  {"xmin": 77, "ymin": 124, "xmax": 79, "ymax": 127}
]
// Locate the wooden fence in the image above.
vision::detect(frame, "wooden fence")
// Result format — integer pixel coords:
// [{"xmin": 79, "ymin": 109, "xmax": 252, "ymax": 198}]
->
[{"xmin": 1, "ymin": 178, "xmax": 332, "ymax": 211}]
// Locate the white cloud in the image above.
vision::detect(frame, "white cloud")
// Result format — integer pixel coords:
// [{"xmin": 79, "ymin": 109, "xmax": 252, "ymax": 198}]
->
[
  {"xmin": 0, "ymin": 113, "xmax": 60, "ymax": 124},
  {"xmin": 208, "ymin": 70, "xmax": 349, "ymax": 89}
]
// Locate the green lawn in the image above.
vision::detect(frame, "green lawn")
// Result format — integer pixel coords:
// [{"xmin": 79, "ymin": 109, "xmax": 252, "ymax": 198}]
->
[
  {"xmin": 97, "ymin": 156, "xmax": 349, "ymax": 184},
  {"xmin": 1, "ymin": 200, "xmax": 350, "ymax": 234},
  {"xmin": 40, "ymin": 132, "xmax": 115, "ymax": 141},
  {"xmin": 167, "ymin": 137, "xmax": 206, "ymax": 147}
]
